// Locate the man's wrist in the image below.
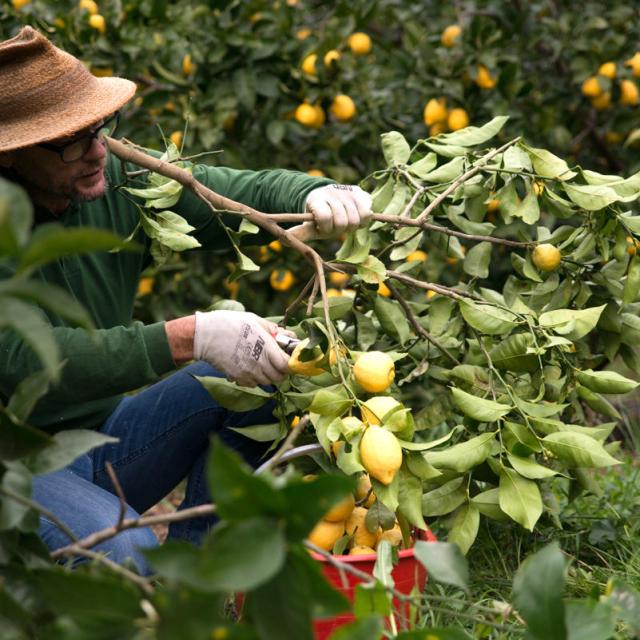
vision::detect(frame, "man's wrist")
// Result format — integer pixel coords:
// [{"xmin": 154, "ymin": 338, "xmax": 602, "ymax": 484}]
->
[{"xmin": 165, "ymin": 315, "xmax": 196, "ymax": 364}]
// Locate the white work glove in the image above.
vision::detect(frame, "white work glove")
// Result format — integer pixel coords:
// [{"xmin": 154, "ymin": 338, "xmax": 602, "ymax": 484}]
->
[
  {"xmin": 193, "ymin": 310, "xmax": 290, "ymax": 387},
  {"xmin": 295, "ymin": 184, "xmax": 372, "ymax": 240}
]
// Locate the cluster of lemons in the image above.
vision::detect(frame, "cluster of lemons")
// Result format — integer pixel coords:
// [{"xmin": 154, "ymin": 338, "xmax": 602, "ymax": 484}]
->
[
  {"xmin": 581, "ymin": 57, "xmax": 640, "ymax": 111},
  {"xmin": 288, "ymin": 343, "xmax": 408, "ymax": 555},
  {"xmin": 294, "ymin": 32, "xmax": 372, "ymax": 129},
  {"xmin": 13, "ymin": 0, "xmax": 106, "ymax": 32},
  {"xmin": 422, "ymin": 24, "xmax": 498, "ymax": 136}
]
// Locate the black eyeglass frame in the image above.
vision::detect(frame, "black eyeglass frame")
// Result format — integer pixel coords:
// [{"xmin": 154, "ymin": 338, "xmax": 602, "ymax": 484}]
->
[{"xmin": 38, "ymin": 111, "xmax": 120, "ymax": 163}]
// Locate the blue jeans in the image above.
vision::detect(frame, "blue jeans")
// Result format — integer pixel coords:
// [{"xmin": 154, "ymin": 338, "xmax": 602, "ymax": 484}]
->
[{"xmin": 32, "ymin": 362, "xmax": 275, "ymax": 575}]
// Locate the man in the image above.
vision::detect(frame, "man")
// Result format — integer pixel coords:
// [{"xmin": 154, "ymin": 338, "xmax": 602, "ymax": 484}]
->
[{"xmin": 0, "ymin": 27, "xmax": 372, "ymax": 574}]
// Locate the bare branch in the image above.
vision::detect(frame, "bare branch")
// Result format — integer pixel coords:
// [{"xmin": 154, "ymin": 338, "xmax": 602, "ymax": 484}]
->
[
  {"xmin": 254, "ymin": 415, "xmax": 310, "ymax": 474},
  {"xmin": 105, "ymin": 462, "xmax": 127, "ymax": 529}
]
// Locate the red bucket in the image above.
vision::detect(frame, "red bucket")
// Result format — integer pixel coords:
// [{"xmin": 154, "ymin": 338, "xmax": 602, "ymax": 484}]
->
[{"xmin": 311, "ymin": 528, "xmax": 437, "ymax": 639}]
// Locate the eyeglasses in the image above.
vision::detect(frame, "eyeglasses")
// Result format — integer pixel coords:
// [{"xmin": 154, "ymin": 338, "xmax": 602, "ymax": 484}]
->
[{"xmin": 38, "ymin": 111, "xmax": 120, "ymax": 163}]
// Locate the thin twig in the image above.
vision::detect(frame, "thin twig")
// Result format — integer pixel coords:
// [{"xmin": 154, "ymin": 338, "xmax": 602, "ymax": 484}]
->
[
  {"xmin": 56, "ymin": 547, "xmax": 154, "ymax": 595},
  {"xmin": 105, "ymin": 462, "xmax": 127, "ymax": 529},
  {"xmin": 0, "ymin": 486, "xmax": 78, "ymax": 543},
  {"xmin": 386, "ymin": 270, "xmax": 475, "ymax": 301},
  {"xmin": 51, "ymin": 503, "xmax": 217, "ymax": 559},
  {"xmin": 415, "ymin": 137, "xmax": 522, "ymax": 223},
  {"xmin": 386, "ymin": 281, "xmax": 461, "ymax": 365},
  {"xmin": 255, "ymin": 416, "xmax": 310, "ymax": 474}
]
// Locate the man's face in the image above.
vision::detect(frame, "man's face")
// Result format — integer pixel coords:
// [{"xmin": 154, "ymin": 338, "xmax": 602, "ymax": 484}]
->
[{"xmin": 2, "ymin": 118, "xmax": 109, "ymax": 213}]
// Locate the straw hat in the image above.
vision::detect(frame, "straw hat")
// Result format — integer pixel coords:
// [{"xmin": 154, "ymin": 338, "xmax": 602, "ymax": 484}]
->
[{"xmin": 0, "ymin": 26, "xmax": 136, "ymax": 154}]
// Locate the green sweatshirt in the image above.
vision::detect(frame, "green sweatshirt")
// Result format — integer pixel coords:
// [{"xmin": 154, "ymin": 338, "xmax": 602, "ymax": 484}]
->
[{"xmin": 0, "ymin": 152, "xmax": 331, "ymax": 432}]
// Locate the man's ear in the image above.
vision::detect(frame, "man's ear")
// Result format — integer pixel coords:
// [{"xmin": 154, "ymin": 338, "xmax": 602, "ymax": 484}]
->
[{"xmin": 0, "ymin": 152, "xmax": 14, "ymax": 169}]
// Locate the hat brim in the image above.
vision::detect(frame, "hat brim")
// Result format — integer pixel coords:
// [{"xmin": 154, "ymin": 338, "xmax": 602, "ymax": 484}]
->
[{"xmin": 0, "ymin": 76, "xmax": 136, "ymax": 154}]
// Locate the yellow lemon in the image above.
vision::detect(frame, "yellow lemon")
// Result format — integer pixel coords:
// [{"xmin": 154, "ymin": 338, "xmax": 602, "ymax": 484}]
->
[
  {"xmin": 182, "ymin": 53, "xmax": 195, "ymax": 76},
  {"xmin": 448, "ymin": 108, "xmax": 469, "ymax": 131},
  {"xmin": 591, "ymin": 91, "xmax": 611, "ymax": 110},
  {"xmin": 11, "ymin": 0, "xmax": 31, "ymax": 9},
  {"xmin": 533, "ymin": 181, "xmax": 544, "ymax": 196},
  {"xmin": 325, "ymin": 493, "xmax": 355, "ymax": 523},
  {"xmin": 222, "ymin": 277, "xmax": 239, "ymax": 299},
  {"xmin": 312, "ymin": 104, "xmax": 326, "ymax": 128},
  {"xmin": 290, "ymin": 416, "xmax": 301, "ymax": 429},
  {"xmin": 288, "ymin": 338, "xmax": 324, "ymax": 376},
  {"xmin": 347, "ymin": 32, "xmax": 372, "ymax": 55},
  {"xmin": 346, "ymin": 506, "xmax": 378, "ymax": 547},
  {"xmin": 137, "ymin": 277, "xmax": 154, "ymax": 297},
  {"xmin": 620, "ymin": 79, "xmax": 639, "ymax": 106},
  {"xmin": 625, "ymin": 52, "xmax": 640, "ymax": 77},
  {"xmin": 377, "ymin": 281, "xmax": 391, "ymax": 297},
  {"xmin": 626, "ymin": 236, "xmax": 639, "ymax": 256},
  {"xmin": 328, "ymin": 271, "xmax": 350, "ymax": 287},
  {"xmin": 355, "ymin": 474, "xmax": 375, "ymax": 508},
  {"xmin": 423, "ymin": 98, "xmax": 448, "ymax": 126},
  {"xmin": 301, "ymin": 53, "xmax": 318, "ymax": 75},
  {"xmin": 377, "ymin": 523, "xmax": 403, "ymax": 548},
  {"xmin": 406, "ymin": 249, "xmax": 428, "ymax": 262},
  {"xmin": 426, "ymin": 290, "xmax": 437, "ymax": 300},
  {"xmin": 353, "ymin": 351, "xmax": 395, "ymax": 393},
  {"xmin": 331, "ymin": 440, "xmax": 344, "ymax": 458},
  {"xmin": 308, "ymin": 519, "xmax": 345, "ymax": 552},
  {"xmin": 350, "ymin": 545, "xmax": 376, "ymax": 555},
  {"xmin": 429, "ymin": 122, "xmax": 448, "ymax": 136},
  {"xmin": 79, "ymin": 0, "xmax": 98, "ymax": 14},
  {"xmin": 324, "ymin": 49, "xmax": 341, "ymax": 67},
  {"xmin": 532, "ymin": 243, "xmax": 561, "ymax": 272},
  {"xmin": 296, "ymin": 27, "xmax": 311, "ymax": 40},
  {"xmin": 295, "ymin": 103, "xmax": 318, "ymax": 127},
  {"xmin": 330, "ymin": 94, "xmax": 356, "ymax": 122},
  {"xmin": 486, "ymin": 198, "xmax": 500, "ymax": 212},
  {"xmin": 476, "ymin": 64, "xmax": 496, "ymax": 89},
  {"xmin": 326, "ymin": 288, "xmax": 342, "ymax": 298},
  {"xmin": 307, "ymin": 168, "xmax": 325, "ymax": 177},
  {"xmin": 441, "ymin": 24, "xmax": 462, "ymax": 47},
  {"xmin": 361, "ymin": 396, "xmax": 401, "ymax": 426},
  {"xmin": 269, "ymin": 268, "xmax": 295, "ymax": 291},
  {"xmin": 598, "ymin": 61, "xmax": 616, "ymax": 79},
  {"xmin": 88, "ymin": 13, "xmax": 106, "ymax": 33},
  {"xmin": 581, "ymin": 76, "xmax": 601, "ymax": 97},
  {"xmin": 360, "ymin": 425, "xmax": 403, "ymax": 486},
  {"xmin": 169, "ymin": 131, "xmax": 183, "ymax": 147},
  {"xmin": 268, "ymin": 239, "xmax": 283, "ymax": 252}
]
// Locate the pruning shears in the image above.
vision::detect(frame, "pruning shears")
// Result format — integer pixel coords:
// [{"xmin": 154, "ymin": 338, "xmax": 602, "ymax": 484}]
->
[{"xmin": 274, "ymin": 333, "xmax": 301, "ymax": 355}]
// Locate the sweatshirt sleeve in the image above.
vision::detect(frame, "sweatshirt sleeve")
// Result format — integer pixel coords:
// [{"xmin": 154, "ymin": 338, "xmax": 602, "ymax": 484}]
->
[{"xmin": 0, "ymin": 315, "xmax": 176, "ymax": 408}]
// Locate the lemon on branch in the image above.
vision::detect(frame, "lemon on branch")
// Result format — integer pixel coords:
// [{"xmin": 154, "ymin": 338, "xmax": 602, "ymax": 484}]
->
[
  {"xmin": 330, "ymin": 94, "xmax": 356, "ymax": 122},
  {"xmin": 360, "ymin": 424, "xmax": 403, "ymax": 485},
  {"xmin": 598, "ymin": 61, "xmax": 616, "ymax": 79},
  {"xmin": 79, "ymin": 0, "xmax": 98, "ymax": 14},
  {"xmin": 448, "ymin": 108, "xmax": 469, "ymax": 131},
  {"xmin": 441, "ymin": 24, "xmax": 462, "ymax": 47},
  {"xmin": 88, "ymin": 13, "xmax": 106, "ymax": 33},
  {"xmin": 591, "ymin": 92, "xmax": 611, "ymax": 110},
  {"xmin": 269, "ymin": 268, "xmax": 295, "ymax": 291},
  {"xmin": 620, "ymin": 80, "xmax": 639, "ymax": 106},
  {"xmin": 347, "ymin": 32, "xmax": 372, "ymax": 55},
  {"xmin": 361, "ymin": 396, "xmax": 401, "ymax": 425},
  {"xmin": 353, "ymin": 351, "xmax": 395, "ymax": 393},
  {"xmin": 581, "ymin": 76, "xmax": 601, "ymax": 97},
  {"xmin": 532, "ymin": 243, "xmax": 561, "ymax": 272},
  {"xmin": 476, "ymin": 64, "xmax": 496, "ymax": 89},
  {"xmin": 625, "ymin": 52, "xmax": 640, "ymax": 77},
  {"xmin": 301, "ymin": 53, "xmax": 317, "ymax": 75},
  {"xmin": 288, "ymin": 338, "xmax": 324, "ymax": 376},
  {"xmin": 324, "ymin": 49, "xmax": 341, "ymax": 67},
  {"xmin": 423, "ymin": 98, "xmax": 448, "ymax": 126}
]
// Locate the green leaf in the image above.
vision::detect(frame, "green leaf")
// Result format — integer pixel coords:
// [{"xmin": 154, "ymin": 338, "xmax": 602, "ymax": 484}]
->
[
  {"xmin": 234, "ymin": 246, "xmax": 260, "ymax": 273},
  {"xmin": 6, "ymin": 368, "xmax": 54, "ymax": 423},
  {"xmin": 207, "ymin": 439, "xmax": 286, "ymax": 521},
  {"xmin": 0, "ymin": 177, "xmax": 33, "ymax": 255},
  {"xmin": 490, "ymin": 333, "xmax": 538, "ymax": 372},
  {"xmin": 0, "ymin": 412, "xmax": 52, "ymax": 461},
  {"xmin": 227, "ymin": 422, "xmax": 283, "ymax": 442},
  {"xmin": 463, "ymin": 241, "xmax": 492, "ymax": 278},
  {"xmin": 309, "ymin": 386, "xmax": 352, "ymax": 417},
  {"xmin": 504, "ymin": 420, "xmax": 543, "ymax": 454},
  {"xmin": 195, "ymin": 375, "xmax": 274, "ymax": 411},
  {"xmin": 564, "ymin": 183, "xmax": 623, "ymax": 210},
  {"xmin": 406, "ymin": 451, "xmax": 442, "ymax": 479},
  {"xmin": 140, "ymin": 210, "xmax": 200, "ymax": 251},
  {"xmin": 499, "ymin": 467, "xmax": 542, "ymax": 531},
  {"xmin": 407, "ymin": 152, "xmax": 438, "ymax": 178},
  {"xmin": 373, "ymin": 540, "xmax": 395, "ymax": 590},
  {"xmin": 565, "ymin": 600, "xmax": 616, "ymax": 640},
  {"xmin": 313, "ymin": 295, "xmax": 354, "ymax": 320},
  {"xmin": 18, "ymin": 226, "xmax": 136, "ymax": 273},
  {"xmin": 512, "ymin": 189, "xmax": 540, "ymax": 224},
  {"xmin": 425, "ymin": 432, "xmax": 496, "ymax": 473},
  {"xmin": 335, "ymin": 228, "xmax": 372, "ymax": 264},
  {"xmin": 459, "ymin": 300, "xmax": 519, "ymax": 335},
  {"xmin": 512, "ymin": 543, "xmax": 567, "ymax": 640},
  {"xmin": 329, "ymin": 615, "xmax": 385, "ymax": 640},
  {"xmin": 576, "ymin": 369, "xmax": 639, "ymax": 395},
  {"xmin": 147, "ymin": 517, "xmax": 285, "ymax": 591},
  {"xmin": 374, "ymin": 295, "xmax": 412, "ymax": 344},
  {"xmin": 607, "ymin": 581, "xmax": 640, "ymax": 636},
  {"xmin": 0, "ymin": 465, "xmax": 37, "ymax": 531},
  {"xmin": 525, "ymin": 145, "xmax": 577, "ymax": 181},
  {"xmin": 507, "ymin": 453, "xmax": 558, "ymax": 479},
  {"xmin": 542, "ymin": 432, "xmax": 621, "ymax": 468},
  {"xmin": 419, "ymin": 156, "xmax": 465, "ymax": 183},
  {"xmin": 422, "ymin": 477, "xmax": 467, "ymax": 516},
  {"xmin": 381, "ymin": 131, "xmax": 411, "ymax": 165},
  {"xmin": 397, "ymin": 466, "xmax": 427, "ymax": 529},
  {"xmin": 471, "ymin": 488, "xmax": 509, "ymax": 522},
  {"xmin": 436, "ymin": 116, "xmax": 509, "ymax": 147},
  {"xmin": 539, "ymin": 305, "xmax": 606, "ymax": 340},
  {"xmin": 450, "ymin": 387, "xmax": 512, "ymax": 422},
  {"xmin": 357, "ymin": 255, "xmax": 387, "ymax": 284},
  {"xmin": 448, "ymin": 502, "xmax": 479, "ymax": 555},
  {"xmin": 29, "ymin": 430, "xmax": 118, "ymax": 475},
  {"xmin": 413, "ymin": 540, "xmax": 469, "ymax": 591}
]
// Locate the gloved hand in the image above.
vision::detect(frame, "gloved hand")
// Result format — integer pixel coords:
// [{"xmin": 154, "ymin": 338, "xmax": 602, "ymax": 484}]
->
[
  {"xmin": 291, "ymin": 184, "xmax": 372, "ymax": 241},
  {"xmin": 193, "ymin": 310, "xmax": 291, "ymax": 387}
]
